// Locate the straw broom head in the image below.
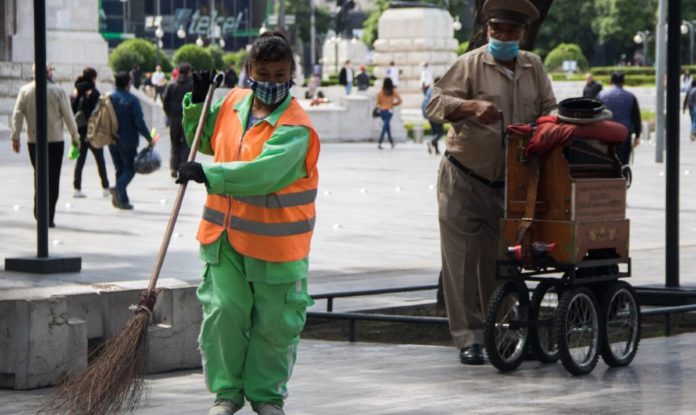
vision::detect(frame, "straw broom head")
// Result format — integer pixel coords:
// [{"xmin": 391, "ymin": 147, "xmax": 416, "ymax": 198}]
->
[{"xmin": 42, "ymin": 290, "xmax": 156, "ymax": 415}]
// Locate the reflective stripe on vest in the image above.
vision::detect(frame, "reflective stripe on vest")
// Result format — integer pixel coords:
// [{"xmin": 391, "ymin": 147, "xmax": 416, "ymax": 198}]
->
[
  {"xmin": 203, "ymin": 207, "xmax": 315, "ymax": 236},
  {"xmin": 235, "ymin": 188, "xmax": 317, "ymax": 208}
]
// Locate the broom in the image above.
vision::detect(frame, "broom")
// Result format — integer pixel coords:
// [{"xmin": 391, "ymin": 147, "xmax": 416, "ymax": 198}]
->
[{"xmin": 43, "ymin": 72, "xmax": 224, "ymax": 415}]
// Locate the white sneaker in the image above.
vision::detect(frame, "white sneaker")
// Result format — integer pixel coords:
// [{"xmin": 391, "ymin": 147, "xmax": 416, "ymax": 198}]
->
[
  {"xmin": 256, "ymin": 403, "xmax": 285, "ymax": 415},
  {"xmin": 209, "ymin": 399, "xmax": 242, "ymax": 415},
  {"xmin": 73, "ymin": 190, "xmax": 86, "ymax": 198},
  {"xmin": 102, "ymin": 188, "xmax": 111, "ymax": 197}
]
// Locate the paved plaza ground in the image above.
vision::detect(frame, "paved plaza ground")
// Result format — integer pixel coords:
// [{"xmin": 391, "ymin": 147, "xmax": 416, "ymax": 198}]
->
[{"xmin": 2, "ymin": 86, "xmax": 696, "ymax": 413}]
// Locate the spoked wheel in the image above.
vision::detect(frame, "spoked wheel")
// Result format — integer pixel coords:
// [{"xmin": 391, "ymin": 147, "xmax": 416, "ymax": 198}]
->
[
  {"xmin": 484, "ymin": 281, "xmax": 530, "ymax": 372},
  {"xmin": 528, "ymin": 281, "xmax": 560, "ymax": 363},
  {"xmin": 555, "ymin": 286, "xmax": 600, "ymax": 375},
  {"xmin": 599, "ymin": 281, "xmax": 641, "ymax": 367}
]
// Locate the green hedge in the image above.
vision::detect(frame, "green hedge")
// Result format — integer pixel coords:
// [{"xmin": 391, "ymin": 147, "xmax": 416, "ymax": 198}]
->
[
  {"xmin": 550, "ymin": 72, "xmax": 655, "ymax": 86},
  {"xmin": 207, "ymin": 46, "xmax": 225, "ymax": 71},
  {"xmin": 457, "ymin": 42, "xmax": 469, "ymax": 56},
  {"xmin": 108, "ymin": 38, "xmax": 173, "ymax": 73},
  {"xmin": 544, "ymin": 43, "xmax": 589, "ymax": 72},
  {"xmin": 222, "ymin": 50, "xmax": 249, "ymax": 72},
  {"xmin": 173, "ymin": 44, "xmax": 214, "ymax": 71}
]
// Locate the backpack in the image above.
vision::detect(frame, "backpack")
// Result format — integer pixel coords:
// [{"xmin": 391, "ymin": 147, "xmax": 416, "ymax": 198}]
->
[
  {"xmin": 74, "ymin": 95, "xmax": 88, "ymax": 128},
  {"xmin": 87, "ymin": 93, "xmax": 118, "ymax": 148}
]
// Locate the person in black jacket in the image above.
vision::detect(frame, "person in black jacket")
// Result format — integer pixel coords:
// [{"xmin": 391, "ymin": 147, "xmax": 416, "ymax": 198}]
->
[
  {"xmin": 71, "ymin": 67, "xmax": 110, "ymax": 198},
  {"xmin": 162, "ymin": 63, "xmax": 194, "ymax": 178}
]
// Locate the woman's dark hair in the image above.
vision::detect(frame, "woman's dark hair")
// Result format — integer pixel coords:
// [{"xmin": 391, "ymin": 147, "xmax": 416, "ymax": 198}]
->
[
  {"xmin": 382, "ymin": 77, "xmax": 394, "ymax": 96},
  {"xmin": 247, "ymin": 31, "xmax": 296, "ymax": 79},
  {"xmin": 82, "ymin": 67, "xmax": 97, "ymax": 81},
  {"xmin": 114, "ymin": 71, "xmax": 131, "ymax": 89}
]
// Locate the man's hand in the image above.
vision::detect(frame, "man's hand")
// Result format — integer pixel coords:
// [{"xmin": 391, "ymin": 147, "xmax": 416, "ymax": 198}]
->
[
  {"xmin": 191, "ymin": 71, "xmax": 215, "ymax": 104},
  {"xmin": 473, "ymin": 100, "xmax": 501, "ymax": 124},
  {"xmin": 175, "ymin": 161, "xmax": 208, "ymax": 185},
  {"xmin": 633, "ymin": 137, "xmax": 641, "ymax": 148},
  {"xmin": 11, "ymin": 139, "xmax": 19, "ymax": 154}
]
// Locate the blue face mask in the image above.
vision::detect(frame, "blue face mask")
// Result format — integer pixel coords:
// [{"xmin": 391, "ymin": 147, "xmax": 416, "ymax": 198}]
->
[
  {"xmin": 248, "ymin": 78, "xmax": 292, "ymax": 105},
  {"xmin": 487, "ymin": 38, "xmax": 520, "ymax": 61}
]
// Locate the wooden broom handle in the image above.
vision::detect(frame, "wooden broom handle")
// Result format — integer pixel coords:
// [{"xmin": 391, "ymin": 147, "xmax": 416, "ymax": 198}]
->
[{"xmin": 147, "ymin": 73, "xmax": 224, "ymax": 292}]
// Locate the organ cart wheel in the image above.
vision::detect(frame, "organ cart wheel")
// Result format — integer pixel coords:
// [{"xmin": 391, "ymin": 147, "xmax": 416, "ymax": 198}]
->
[
  {"xmin": 484, "ymin": 281, "xmax": 530, "ymax": 372},
  {"xmin": 599, "ymin": 281, "xmax": 641, "ymax": 367},
  {"xmin": 555, "ymin": 286, "xmax": 600, "ymax": 375},
  {"xmin": 528, "ymin": 281, "xmax": 560, "ymax": 363}
]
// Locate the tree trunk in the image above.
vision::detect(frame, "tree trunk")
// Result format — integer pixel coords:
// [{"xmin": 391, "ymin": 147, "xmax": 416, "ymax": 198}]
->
[{"xmin": 467, "ymin": 0, "xmax": 554, "ymax": 52}]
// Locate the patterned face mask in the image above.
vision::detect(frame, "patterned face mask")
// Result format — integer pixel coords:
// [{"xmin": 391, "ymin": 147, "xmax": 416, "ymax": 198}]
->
[{"xmin": 247, "ymin": 77, "xmax": 292, "ymax": 105}]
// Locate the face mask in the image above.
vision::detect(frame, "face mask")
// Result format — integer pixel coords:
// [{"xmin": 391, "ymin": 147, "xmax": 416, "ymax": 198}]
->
[
  {"xmin": 248, "ymin": 78, "xmax": 292, "ymax": 105},
  {"xmin": 487, "ymin": 37, "xmax": 520, "ymax": 61}
]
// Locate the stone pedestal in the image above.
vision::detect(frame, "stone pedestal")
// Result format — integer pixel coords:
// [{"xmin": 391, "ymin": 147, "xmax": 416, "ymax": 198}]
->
[
  {"xmin": 373, "ymin": 7, "xmax": 458, "ymax": 110},
  {"xmin": 321, "ymin": 37, "xmax": 369, "ymax": 80},
  {"xmin": 9, "ymin": 0, "xmax": 109, "ymax": 71}
]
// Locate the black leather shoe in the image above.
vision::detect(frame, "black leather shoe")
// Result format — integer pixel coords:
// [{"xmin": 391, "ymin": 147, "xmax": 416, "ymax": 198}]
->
[
  {"xmin": 109, "ymin": 188, "xmax": 121, "ymax": 208},
  {"xmin": 119, "ymin": 203, "xmax": 134, "ymax": 210},
  {"xmin": 460, "ymin": 344, "xmax": 485, "ymax": 365}
]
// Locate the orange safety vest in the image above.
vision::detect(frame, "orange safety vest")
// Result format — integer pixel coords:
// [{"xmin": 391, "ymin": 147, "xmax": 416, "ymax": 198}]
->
[{"xmin": 197, "ymin": 89, "xmax": 320, "ymax": 262}]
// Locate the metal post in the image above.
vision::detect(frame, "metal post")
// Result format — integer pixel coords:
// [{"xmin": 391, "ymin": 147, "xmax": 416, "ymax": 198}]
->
[
  {"xmin": 643, "ymin": 35, "xmax": 649, "ymax": 66},
  {"xmin": 655, "ymin": 0, "xmax": 667, "ymax": 163},
  {"xmin": 310, "ymin": 0, "xmax": 316, "ymax": 67},
  {"xmin": 279, "ymin": 0, "xmax": 286, "ymax": 33},
  {"xmin": 690, "ymin": 22, "xmax": 695, "ymax": 65},
  {"xmin": 33, "ymin": 0, "xmax": 48, "ymax": 258},
  {"xmin": 210, "ymin": 0, "xmax": 215, "ymax": 47},
  {"xmin": 666, "ymin": 0, "xmax": 681, "ymax": 287}
]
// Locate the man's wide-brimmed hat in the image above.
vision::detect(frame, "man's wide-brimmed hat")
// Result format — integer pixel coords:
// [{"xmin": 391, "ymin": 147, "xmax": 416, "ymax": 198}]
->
[
  {"xmin": 551, "ymin": 97, "xmax": 613, "ymax": 124},
  {"xmin": 482, "ymin": 0, "xmax": 540, "ymax": 27}
]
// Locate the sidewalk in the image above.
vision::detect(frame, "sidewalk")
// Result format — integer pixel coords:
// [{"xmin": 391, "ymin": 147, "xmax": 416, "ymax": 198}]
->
[
  {"xmin": 3, "ymin": 334, "xmax": 696, "ymax": 414},
  {"xmin": 2, "ymin": 96, "xmax": 696, "ymax": 413}
]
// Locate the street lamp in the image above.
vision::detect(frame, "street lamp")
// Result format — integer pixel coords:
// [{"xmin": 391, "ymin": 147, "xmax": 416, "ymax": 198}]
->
[
  {"xmin": 177, "ymin": 25, "xmax": 186, "ymax": 40},
  {"xmin": 634, "ymin": 30, "xmax": 651, "ymax": 66},
  {"xmin": 196, "ymin": 36, "xmax": 204, "ymax": 47},
  {"xmin": 155, "ymin": 24, "xmax": 164, "ymax": 67},
  {"xmin": 219, "ymin": 38, "xmax": 226, "ymax": 48},
  {"xmin": 452, "ymin": 15, "xmax": 462, "ymax": 32},
  {"xmin": 682, "ymin": 21, "xmax": 696, "ymax": 65}
]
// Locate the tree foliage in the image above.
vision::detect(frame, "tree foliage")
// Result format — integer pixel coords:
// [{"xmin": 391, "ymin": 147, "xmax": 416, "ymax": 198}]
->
[
  {"xmin": 534, "ymin": 0, "xmax": 597, "ymax": 61},
  {"xmin": 172, "ymin": 44, "xmax": 214, "ymax": 71},
  {"xmin": 285, "ymin": 0, "xmax": 332, "ymax": 43},
  {"xmin": 544, "ymin": 43, "xmax": 590, "ymax": 71},
  {"xmin": 592, "ymin": 0, "xmax": 657, "ymax": 45},
  {"xmin": 108, "ymin": 38, "xmax": 173, "ymax": 73}
]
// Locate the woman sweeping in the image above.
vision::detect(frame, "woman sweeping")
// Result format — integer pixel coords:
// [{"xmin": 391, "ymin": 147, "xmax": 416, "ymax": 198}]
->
[{"xmin": 176, "ymin": 31, "xmax": 320, "ymax": 415}]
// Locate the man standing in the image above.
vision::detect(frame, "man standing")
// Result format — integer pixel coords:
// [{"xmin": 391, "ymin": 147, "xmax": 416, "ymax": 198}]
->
[
  {"xmin": 582, "ymin": 73, "xmax": 603, "ymax": 99},
  {"xmin": 385, "ymin": 61, "xmax": 400, "ymax": 88},
  {"xmin": 425, "ymin": 0, "xmax": 556, "ymax": 365},
  {"xmin": 599, "ymin": 71, "xmax": 642, "ymax": 166},
  {"xmin": 683, "ymin": 79, "xmax": 696, "ymax": 142},
  {"xmin": 338, "ymin": 60, "xmax": 354, "ymax": 95},
  {"xmin": 108, "ymin": 72, "xmax": 153, "ymax": 209},
  {"xmin": 152, "ymin": 65, "xmax": 166, "ymax": 102},
  {"xmin": 420, "ymin": 62, "xmax": 434, "ymax": 94},
  {"xmin": 11, "ymin": 64, "xmax": 79, "ymax": 228},
  {"xmin": 163, "ymin": 63, "xmax": 194, "ymax": 178},
  {"xmin": 356, "ymin": 64, "xmax": 371, "ymax": 91}
]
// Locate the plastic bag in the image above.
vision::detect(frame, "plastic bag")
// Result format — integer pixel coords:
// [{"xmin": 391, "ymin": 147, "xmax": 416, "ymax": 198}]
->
[
  {"xmin": 68, "ymin": 143, "xmax": 80, "ymax": 160},
  {"xmin": 134, "ymin": 147, "xmax": 161, "ymax": 174}
]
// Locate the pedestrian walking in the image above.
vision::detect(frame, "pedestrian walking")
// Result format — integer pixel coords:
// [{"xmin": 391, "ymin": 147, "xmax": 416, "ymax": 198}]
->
[
  {"xmin": 152, "ymin": 65, "xmax": 166, "ymax": 102},
  {"xmin": 684, "ymin": 79, "xmax": 696, "ymax": 142},
  {"xmin": 108, "ymin": 71, "xmax": 154, "ymax": 209},
  {"xmin": 598, "ymin": 71, "xmax": 642, "ymax": 166},
  {"xmin": 71, "ymin": 67, "xmax": 110, "ymax": 198},
  {"xmin": 10, "ymin": 64, "xmax": 80, "ymax": 228},
  {"xmin": 376, "ymin": 77, "xmax": 402, "ymax": 149},
  {"xmin": 338, "ymin": 60, "xmax": 354, "ymax": 95},
  {"xmin": 682, "ymin": 69, "xmax": 693, "ymax": 93},
  {"xmin": 162, "ymin": 62, "xmax": 194, "ymax": 178},
  {"xmin": 176, "ymin": 31, "xmax": 319, "ymax": 415},
  {"xmin": 422, "ymin": 76, "xmax": 443, "ymax": 154},
  {"xmin": 130, "ymin": 64, "xmax": 142, "ymax": 90},
  {"xmin": 582, "ymin": 73, "xmax": 603, "ymax": 99},
  {"xmin": 425, "ymin": 0, "xmax": 556, "ymax": 365}
]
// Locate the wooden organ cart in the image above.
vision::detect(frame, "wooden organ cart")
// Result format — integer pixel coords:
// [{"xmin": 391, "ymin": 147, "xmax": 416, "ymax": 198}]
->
[{"xmin": 483, "ymin": 104, "xmax": 641, "ymax": 376}]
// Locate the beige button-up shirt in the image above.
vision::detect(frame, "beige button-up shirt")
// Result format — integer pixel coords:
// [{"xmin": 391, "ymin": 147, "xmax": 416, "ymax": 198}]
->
[
  {"xmin": 11, "ymin": 80, "xmax": 79, "ymax": 144},
  {"xmin": 426, "ymin": 45, "xmax": 557, "ymax": 182}
]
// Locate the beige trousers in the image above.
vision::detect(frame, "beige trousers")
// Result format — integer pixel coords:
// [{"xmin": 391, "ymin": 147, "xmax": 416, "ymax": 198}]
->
[{"xmin": 437, "ymin": 158, "xmax": 504, "ymax": 349}]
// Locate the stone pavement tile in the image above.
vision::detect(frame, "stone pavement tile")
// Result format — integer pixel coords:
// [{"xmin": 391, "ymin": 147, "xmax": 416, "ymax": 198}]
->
[{"xmin": 3, "ymin": 334, "xmax": 696, "ymax": 415}]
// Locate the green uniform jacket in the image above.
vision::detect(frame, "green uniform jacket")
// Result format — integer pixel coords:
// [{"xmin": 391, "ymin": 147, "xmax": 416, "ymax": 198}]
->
[{"xmin": 182, "ymin": 91, "xmax": 311, "ymax": 283}]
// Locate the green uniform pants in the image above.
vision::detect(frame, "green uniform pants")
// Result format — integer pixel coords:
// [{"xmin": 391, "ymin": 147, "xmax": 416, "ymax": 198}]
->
[{"xmin": 197, "ymin": 239, "xmax": 313, "ymax": 409}]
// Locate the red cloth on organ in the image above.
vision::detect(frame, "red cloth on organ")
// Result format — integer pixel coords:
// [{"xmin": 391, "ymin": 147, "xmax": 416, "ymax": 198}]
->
[{"xmin": 506, "ymin": 115, "xmax": 628, "ymax": 156}]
